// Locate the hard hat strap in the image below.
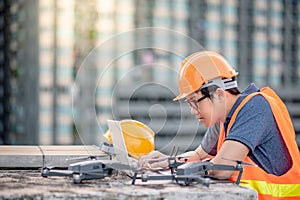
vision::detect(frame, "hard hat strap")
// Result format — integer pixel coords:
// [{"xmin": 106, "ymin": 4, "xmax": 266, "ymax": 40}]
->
[{"xmin": 200, "ymin": 77, "xmax": 237, "ymax": 91}]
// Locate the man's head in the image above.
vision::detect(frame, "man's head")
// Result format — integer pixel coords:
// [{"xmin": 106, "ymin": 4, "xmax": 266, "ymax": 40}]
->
[{"xmin": 174, "ymin": 51, "xmax": 240, "ymax": 127}]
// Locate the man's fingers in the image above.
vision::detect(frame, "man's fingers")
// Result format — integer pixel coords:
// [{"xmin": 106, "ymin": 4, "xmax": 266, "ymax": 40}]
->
[
  {"xmin": 138, "ymin": 151, "xmax": 168, "ymax": 169},
  {"xmin": 138, "ymin": 153, "xmax": 154, "ymax": 168},
  {"xmin": 149, "ymin": 160, "xmax": 169, "ymax": 169}
]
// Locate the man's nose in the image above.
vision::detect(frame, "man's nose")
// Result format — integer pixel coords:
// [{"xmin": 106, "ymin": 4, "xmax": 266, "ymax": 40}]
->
[{"xmin": 190, "ymin": 106, "xmax": 198, "ymax": 115}]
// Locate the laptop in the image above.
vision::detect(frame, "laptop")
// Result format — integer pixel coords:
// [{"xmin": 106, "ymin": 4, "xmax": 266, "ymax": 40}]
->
[
  {"xmin": 107, "ymin": 120, "xmax": 138, "ymax": 175},
  {"xmin": 107, "ymin": 119, "xmax": 173, "ymax": 184}
]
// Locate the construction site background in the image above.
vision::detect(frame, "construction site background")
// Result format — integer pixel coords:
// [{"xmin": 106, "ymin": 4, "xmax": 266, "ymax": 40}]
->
[{"xmin": 0, "ymin": 0, "xmax": 299, "ymax": 154}]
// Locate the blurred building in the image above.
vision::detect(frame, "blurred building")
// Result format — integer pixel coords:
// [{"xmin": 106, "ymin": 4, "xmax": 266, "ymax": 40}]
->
[
  {"xmin": 0, "ymin": 0, "xmax": 299, "ymax": 151},
  {"xmin": 38, "ymin": 0, "xmax": 74, "ymax": 144}
]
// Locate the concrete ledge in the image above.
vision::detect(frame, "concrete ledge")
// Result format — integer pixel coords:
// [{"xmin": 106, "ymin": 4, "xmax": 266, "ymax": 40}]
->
[
  {"xmin": 0, "ymin": 146, "xmax": 43, "ymax": 168},
  {"xmin": 40, "ymin": 145, "xmax": 109, "ymax": 167},
  {"xmin": 0, "ymin": 145, "xmax": 109, "ymax": 168}
]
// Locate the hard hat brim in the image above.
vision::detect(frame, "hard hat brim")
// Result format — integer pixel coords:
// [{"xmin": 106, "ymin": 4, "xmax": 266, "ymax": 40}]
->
[
  {"xmin": 173, "ymin": 93, "xmax": 188, "ymax": 101},
  {"xmin": 173, "ymin": 96, "xmax": 182, "ymax": 101}
]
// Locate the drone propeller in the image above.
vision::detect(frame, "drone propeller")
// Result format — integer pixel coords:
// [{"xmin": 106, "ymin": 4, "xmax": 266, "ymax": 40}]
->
[
  {"xmin": 39, "ymin": 165, "xmax": 56, "ymax": 173},
  {"xmin": 66, "ymin": 155, "xmax": 107, "ymax": 161},
  {"xmin": 170, "ymin": 146, "xmax": 179, "ymax": 157},
  {"xmin": 40, "ymin": 166, "xmax": 58, "ymax": 177},
  {"xmin": 221, "ymin": 157, "xmax": 257, "ymax": 167},
  {"xmin": 145, "ymin": 155, "xmax": 193, "ymax": 164}
]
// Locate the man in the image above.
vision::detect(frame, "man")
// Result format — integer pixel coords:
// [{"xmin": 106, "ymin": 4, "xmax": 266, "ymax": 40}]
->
[{"xmin": 138, "ymin": 51, "xmax": 300, "ymax": 199}]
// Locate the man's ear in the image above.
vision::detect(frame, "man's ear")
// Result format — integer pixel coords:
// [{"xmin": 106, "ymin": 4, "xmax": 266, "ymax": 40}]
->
[{"xmin": 214, "ymin": 88, "xmax": 226, "ymax": 102}]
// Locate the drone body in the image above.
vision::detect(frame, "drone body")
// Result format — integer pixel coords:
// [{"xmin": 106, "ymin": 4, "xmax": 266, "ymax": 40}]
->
[
  {"xmin": 175, "ymin": 160, "xmax": 246, "ymax": 186},
  {"xmin": 42, "ymin": 159, "xmax": 129, "ymax": 183}
]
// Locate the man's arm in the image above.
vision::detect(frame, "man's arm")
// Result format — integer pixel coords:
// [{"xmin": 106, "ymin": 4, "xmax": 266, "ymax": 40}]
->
[
  {"xmin": 178, "ymin": 122, "xmax": 220, "ymax": 162},
  {"xmin": 209, "ymin": 140, "xmax": 250, "ymax": 179},
  {"xmin": 200, "ymin": 122, "xmax": 220, "ymax": 156}
]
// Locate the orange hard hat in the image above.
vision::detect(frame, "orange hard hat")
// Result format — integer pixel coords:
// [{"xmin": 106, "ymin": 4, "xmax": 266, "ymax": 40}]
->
[
  {"xmin": 173, "ymin": 51, "xmax": 238, "ymax": 101},
  {"xmin": 103, "ymin": 119, "xmax": 155, "ymax": 160}
]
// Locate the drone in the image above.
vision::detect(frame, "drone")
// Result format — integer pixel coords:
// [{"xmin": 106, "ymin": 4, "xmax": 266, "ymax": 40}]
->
[
  {"xmin": 41, "ymin": 143, "xmax": 129, "ymax": 183},
  {"xmin": 174, "ymin": 158, "xmax": 256, "ymax": 186},
  {"xmin": 132, "ymin": 146, "xmax": 256, "ymax": 187}
]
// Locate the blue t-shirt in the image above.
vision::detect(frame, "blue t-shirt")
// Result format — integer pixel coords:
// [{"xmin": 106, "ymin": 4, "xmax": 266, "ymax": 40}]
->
[{"xmin": 201, "ymin": 83, "xmax": 292, "ymax": 176}]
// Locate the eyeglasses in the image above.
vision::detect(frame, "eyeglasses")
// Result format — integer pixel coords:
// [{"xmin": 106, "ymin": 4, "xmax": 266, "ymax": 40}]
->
[{"xmin": 185, "ymin": 95, "xmax": 208, "ymax": 112}]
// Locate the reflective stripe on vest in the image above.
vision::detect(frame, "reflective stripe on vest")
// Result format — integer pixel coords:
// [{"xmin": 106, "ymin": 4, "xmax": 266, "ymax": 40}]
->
[
  {"xmin": 240, "ymin": 180, "xmax": 300, "ymax": 198},
  {"xmin": 217, "ymin": 87, "xmax": 300, "ymax": 199}
]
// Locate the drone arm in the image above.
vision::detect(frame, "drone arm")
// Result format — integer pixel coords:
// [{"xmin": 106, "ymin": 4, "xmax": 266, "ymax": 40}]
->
[
  {"xmin": 207, "ymin": 163, "xmax": 237, "ymax": 179},
  {"xmin": 210, "ymin": 164, "xmax": 237, "ymax": 171},
  {"xmin": 44, "ymin": 169, "xmax": 74, "ymax": 177},
  {"xmin": 235, "ymin": 168, "xmax": 243, "ymax": 184}
]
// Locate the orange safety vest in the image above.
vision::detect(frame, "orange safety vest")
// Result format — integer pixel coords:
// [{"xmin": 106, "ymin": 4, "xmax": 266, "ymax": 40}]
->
[{"xmin": 217, "ymin": 87, "xmax": 300, "ymax": 200}]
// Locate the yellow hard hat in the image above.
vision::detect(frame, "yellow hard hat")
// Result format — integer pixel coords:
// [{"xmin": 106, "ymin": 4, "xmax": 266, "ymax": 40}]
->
[
  {"xmin": 103, "ymin": 119, "xmax": 155, "ymax": 160},
  {"xmin": 173, "ymin": 51, "xmax": 238, "ymax": 101}
]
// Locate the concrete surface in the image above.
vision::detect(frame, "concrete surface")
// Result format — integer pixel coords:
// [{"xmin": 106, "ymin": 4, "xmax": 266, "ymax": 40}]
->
[
  {"xmin": 0, "ymin": 145, "xmax": 257, "ymax": 199},
  {"xmin": 0, "ymin": 170, "xmax": 257, "ymax": 200}
]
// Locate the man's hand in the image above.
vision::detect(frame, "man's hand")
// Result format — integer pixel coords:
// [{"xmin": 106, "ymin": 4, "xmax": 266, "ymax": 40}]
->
[{"xmin": 138, "ymin": 151, "xmax": 169, "ymax": 170}]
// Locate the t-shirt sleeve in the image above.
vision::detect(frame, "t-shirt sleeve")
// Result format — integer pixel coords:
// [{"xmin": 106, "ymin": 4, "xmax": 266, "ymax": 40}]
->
[
  {"xmin": 201, "ymin": 122, "xmax": 220, "ymax": 156},
  {"xmin": 225, "ymin": 95, "xmax": 273, "ymax": 152}
]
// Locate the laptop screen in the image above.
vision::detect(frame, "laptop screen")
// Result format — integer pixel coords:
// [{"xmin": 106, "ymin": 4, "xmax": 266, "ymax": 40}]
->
[{"xmin": 107, "ymin": 120, "xmax": 131, "ymax": 167}]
